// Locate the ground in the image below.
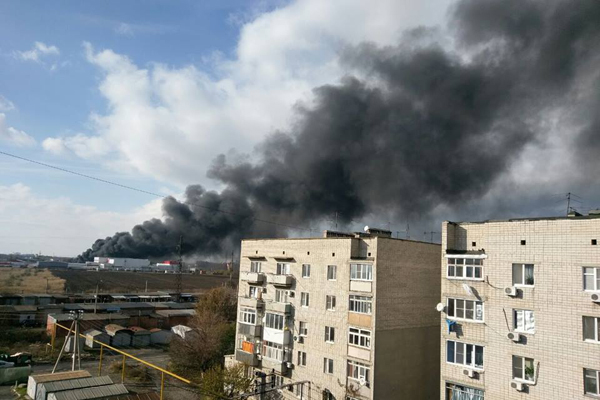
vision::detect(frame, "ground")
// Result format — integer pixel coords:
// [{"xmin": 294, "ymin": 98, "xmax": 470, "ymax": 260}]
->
[{"xmin": 0, "ymin": 268, "xmax": 64, "ymax": 294}]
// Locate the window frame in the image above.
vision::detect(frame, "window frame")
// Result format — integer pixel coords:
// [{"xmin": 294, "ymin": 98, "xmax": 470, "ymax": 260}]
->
[
  {"xmin": 302, "ymin": 264, "xmax": 311, "ymax": 278},
  {"xmin": 265, "ymin": 312, "xmax": 285, "ymax": 330},
  {"xmin": 300, "ymin": 292, "xmax": 310, "ymax": 308},
  {"xmin": 350, "ymin": 263, "xmax": 373, "ymax": 281},
  {"xmin": 327, "ymin": 265, "xmax": 337, "ymax": 281},
  {"xmin": 444, "ymin": 383, "xmax": 484, "ymax": 400},
  {"xmin": 512, "ymin": 263, "xmax": 535, "ymax": 287},
  {"xmin": 325, "ymin": 326, "xmax": 335, "ymax": 343},
  {"xmin": 276, "ymin": 262, "xmax": 291, "ymax": 275},
  {"xmin": 239, "ymin": 307, "xmax": 257, "ymax": 325},
  {"xmin": 512, "ymin": 355, "xmax": 535, "ymax": 383},
  {"xmin": 262, "ymin": 340, "xmax": 284, "ymax": 361},
  {"xmin": 513, "ymin": 309, "xmax": 535, "ymax": 334},
  {"xmin": 326, "ymin": 295, "xmax": 336, "ymax": 311},
  {"xmin": 347, "ymin": 360, "xmax": 370, "ymax": 384},
  {"xmin": 446, "ymin": 340, "xmax": 484, "ymax": 370},
  {"xmin": 297, "ymin": 350, "xmax": 307, "ymax": 367},
  {"xmin": 583, "ymin": 316, "xmax": 600, "ymax": 343},
  {"xmin": 249, "ymin": 286, "xmax": 259, "ymax": 299},
  {"xmin": 583, "ymin": 267, "xmax": 600, "ymax": 292},
  {"xmin": 446, "ymin": 298, "xmax": 484, "ymax": 323},
  {"xmin": 275, "ymin": 289, "xmax": 289, "ymax": 303},
  {"xmin": 298, "ymin": 321, "xmax": 308, "ymax": 336},
  {"xmin": 250, "ymin": 261, "xmax": 262, "ymax": 273},
  {"xmin": 584, "ymin": 368, "xmax": 600, "ymax": 396},
  {"xmin": 323, "ymin": 358, "xmax": 334, "ymax": 374},
  {"xmin": 349, "ymin": 295, "xmax": 372, "ymax": 315},
  {"xmin": 446, "ymin": 257, "xmax": 484, "ymax": 281},
  {"xmin": 348, "ymin": 327, "xmax": 371, "ymax": 349}
]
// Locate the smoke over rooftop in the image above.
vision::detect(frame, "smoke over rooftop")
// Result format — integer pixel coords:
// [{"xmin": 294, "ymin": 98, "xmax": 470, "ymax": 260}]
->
[{"xmin": 79, "ymin": 0, "xmax": 600, "ymax": 261}]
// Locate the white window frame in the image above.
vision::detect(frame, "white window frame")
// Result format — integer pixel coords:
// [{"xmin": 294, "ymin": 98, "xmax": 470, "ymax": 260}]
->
[
  {"xmin": 298, "ymin": 321, "xmax": 308, "ymax": 336},
  {"xmin": 327, "ymin": 265, "xmax": 337, "ymax": 281},
  {"xmin": 446, "ymin": 340, "xmax": 484, "ymax": 370},
  {"xmin": 249, "ymin": 286, "xmax": 259, "ymax": 299},
  {"xmin": 444, "ymin": 383, "xmax": 484, "ymax": 400},
  {"xmin": 348, "ymin": 327, "xmax": 371, "ymax": 349},
  {"xmin": 583, "ymin": 316, "xmax": 600, "ymax": 343},
  {"xmin": 513, "ymin": 309, "xmax": 535, "ymax": 333},
  {"xmin": 265, "ymin": 313, "xmax": 285, "ymax": 330},
  {"xmin": 512, "ymin": 263, "xmax": 534, "ymax": 287},
  {"xmin": 349, "ymin": 295, "xmax": 372, "ymax": 314},
  {"xmin": 584, "ymin": 368, "xmax": 600, "ymax": 396},
  {"xmin": 347, "ymin": 360, "xmax": 370, "ymax": 384},
  {"xmin": 325, "ymin": 326, "xmax": 335, "ymax": 343},
  {"xmin": 326, "ymin": 295, "xmax": 336, "ymax": 311},
  {"xmin": 297, "ymin": 350, "xmax": 307, "ymax": 367},
  {"xmin": 302, "ymin": 264, "xmax": 311, "ymax": 278},
  {"xmin": 262, "ymin": 341, "xmax": 284, "ymax": 361},
  {"xmin": 445, "ymin": 257, "xmax": 484, "ymax": 281},
  {"xmin": 250, "ymin": 261, "xmax": 262, "ymax": 273},
  {"xmin": 323, "ymin": 358, "xmax": 334, "ymax": 374},
  {"xmin": 446, "ymin": 298, "xmax": 484, "ymax": 322},
  {"xmin": 583, "ymin": 267, "xmax": 600, "ymax": 291},
  {"xmin": 276, "ymin": 262, "xmax": 291, "ymax": 275},
  {"xmin": 350, "ymin": 263, "xmax": 373, "ymax": 281},
  {"xmin": 512, "ymin": 355, "xmax": 535, "ymax": 383},
  {"xmin": 300, "ymin": 292, "xmax": 309, "ymax": 307},
  {"xmin": 239, "ymin": 307, "xmax": 257, "ymax": 325},
  {"xmin": 275, "ymin": 289, "xmax": 289, "ymax": 303}
]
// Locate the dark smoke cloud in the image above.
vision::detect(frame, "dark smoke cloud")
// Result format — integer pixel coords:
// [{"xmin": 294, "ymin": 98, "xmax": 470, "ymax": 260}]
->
[{"xmin": 79, "ymin": 0, "xmax": 600, "ymax": 261}]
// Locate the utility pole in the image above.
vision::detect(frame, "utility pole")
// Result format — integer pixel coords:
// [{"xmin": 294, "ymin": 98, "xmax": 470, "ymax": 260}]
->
[
  {"xmin": 176, "ymin": 235, "xmax": 183, "ymax": 302},
  {"xmin": 567, "ymin": 192, "xmax": 572, "ymax": 216},
  {"xmin": 94, "ymin": 281, "xmax": 101, "ymax": 314},
  {"xmin": 145, "ymin": 280, "xmax": 148, "ymax": 293},
  {"xmin": 424, "ymin": 231, "xmax": 440, "ymax": 243}
]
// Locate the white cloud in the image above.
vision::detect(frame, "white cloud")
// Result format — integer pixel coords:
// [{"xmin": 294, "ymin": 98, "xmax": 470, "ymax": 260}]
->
[
  {"xmin": 0, "ymin": 95, "xmax": 15, "ymax": 112},
  {"xmin": 42, "ymin": 134, "xmax": 110, "ymax": 158},
  {"xmin": 42, "ymin": 0, "xmax": 451, "ymax": 185},
  {"xmin": 0, "ymin": 183, "xmax": 163, "ymax": 256},
  {"xmin": 15, "ymin": 41, "xmax": 60, "ymax": 62},
  {"xmin": 0, "ymin": 113, "xmax": 36, "ymax": 147}
]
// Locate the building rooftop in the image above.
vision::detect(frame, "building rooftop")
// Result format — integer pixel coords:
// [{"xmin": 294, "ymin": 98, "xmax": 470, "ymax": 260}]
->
[{"xmin": 448, "ymin": 211, "xmax": 600, "ymax": 225}]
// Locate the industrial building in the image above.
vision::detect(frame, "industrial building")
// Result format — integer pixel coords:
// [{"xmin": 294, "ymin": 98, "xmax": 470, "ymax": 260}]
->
[
  {"xmin": 440, "ymin": 212, "xmax": 600, "ymax": 399},
  {"xmin": 232, "ymin": 228, "xmax": 441, "ymax": 399}
]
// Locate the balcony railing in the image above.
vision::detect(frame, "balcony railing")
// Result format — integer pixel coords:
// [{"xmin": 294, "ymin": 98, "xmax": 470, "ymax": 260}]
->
[
  {"xmin": 261, "ymin": 356, "xmax": 289, "ymax": 374},
  {"xmin": 238, "ymin": 322, "xmax": 262, "ymax": 337},
  {"xmin": 240, "ymin": 271, "xmax": 266, "ymax": 284},
  {"xmin": 235, "ymin": 349, "xmax": 259, "ymax": 366},
  {"xmin": 267, "ymin": 274, "xmax": 294, "ymax": 287},
  {"xmin": 239, "ymin": 296, "xmax": 265, "ymax": 309},
  {"xmin": 265, "ymin": 301, "xmax": 292, "ymax": 314}
]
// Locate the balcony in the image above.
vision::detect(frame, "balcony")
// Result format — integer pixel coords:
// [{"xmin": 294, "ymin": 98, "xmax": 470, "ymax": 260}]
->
[
  {"xmin": 261, "ymin": 357, "xmax": 289, "ymax": 374},
  {"xmin": 239, "ymin": 296, "xmax": 264, "ymax": 309},
  {"xmin": 267, "ymin": 274, "xmax": 294, "ymax": 287},
  {"xmin": 265, "ymin": 301, "xmax": 292, "ymax": 314},
  {"xmin": 263, "ymin": 327, "xmax": 292, "ymax": 345},
  {"xmin": 240, "ymin": 271, "xmax": 265, "ymax": 284},
  {"xmin": 235, "ymin": 349, "xmax": 259, "ymax": 366},
  {"xmin": 238, "ymin": 323, "xmax": 262, "ymax": 337}
]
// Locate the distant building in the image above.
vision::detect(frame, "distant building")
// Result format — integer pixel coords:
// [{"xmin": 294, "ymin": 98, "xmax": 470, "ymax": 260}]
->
[{"xmin": 35, "ymin": 261, "xmax": 68, "ymax": 269}]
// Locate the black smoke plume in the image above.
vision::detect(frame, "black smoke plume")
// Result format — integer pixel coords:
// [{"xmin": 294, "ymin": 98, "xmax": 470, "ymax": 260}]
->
[{"xmin": 79, "ymin": 0, "xmax": 600, "ymax": 261}]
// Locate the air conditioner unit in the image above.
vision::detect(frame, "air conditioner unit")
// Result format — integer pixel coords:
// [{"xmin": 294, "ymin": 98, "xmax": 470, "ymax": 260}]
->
[
  {"xmin": 262, "ymin": 288, "xmax": 268, "ymax": 293},
  {"xmin": 297, "ymin": 336, "xmax": 304, "ymax": 344},
  {"xmin": 287, "ymin": 290, "xmax": 295, "ymax": 298},
  {"xmin": 592, "ymin": 293, "xmax": 600, "ymax": 303},
  {"xmin": 510, "ymin": 381, "xmax": 526, "ymax": 391},
  {"xmin": 507, "ymin": 332, "xmax": 522, "ymax": 342},
  {"xmin": 256, "ymin": 354, "xmax": 262, "ymax": 360},
  {"xmin": 505, "ymin": 286, "xmax": 517, "ymax": 296},
  {"xmin": 463, "ymin": 369, "xmax": 477, "ymax": 378},
  {"xmin": 285, "ymin": 361, "xmax": 293, "ymax": 369}
]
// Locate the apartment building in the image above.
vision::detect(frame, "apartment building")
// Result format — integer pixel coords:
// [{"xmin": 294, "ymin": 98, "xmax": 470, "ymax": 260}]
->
[
  {"xmin": 233, "ymin": 228, "xmax": 441, "ymax": 399},
  {"xmin": 440, "ymin": 213, "xmax": 600, "ymax": 400}
]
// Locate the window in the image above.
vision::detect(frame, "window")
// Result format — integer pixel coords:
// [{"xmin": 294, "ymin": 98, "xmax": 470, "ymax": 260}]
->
[
  {"xmin": 265, "ymin": 313, "xmax": 285, "ymax": 330},
  {"xmin": 239, "ymin": 308, "xmax": 256, "ymax": 325},
  {"xmin": 277, "ymin": 263, "xmax": 290, "ymax": 275},
  {"xmin": 583, "ymin": 316, "xmax": 600, "ymax": 342},
  {"xmin": 445, "ymin": 383, "xmax": 484, "ymax": 400},
  {"xmin": 326, "ymin": 295, "xmax": 336, "ymax": 311},
  {"xmin": 583, "ymin": 267, "xmax": 600, "ymax": 291},
  {"xmin": 297, "ymin": 351, "xmax": 306, "ymax": 366},
  {"xmin": 272, "ymin": 374, "xmax": 284, "ymax": 388},
  {"xmin": 446, "ymin": 258, "xmax": 483, "ymax": 280},
  {"xmin": 299, "ymin": 321, "xmax": 308, "ymax": 336},
  {"xmin": 350, "ymin": 263, "xmax": 373, "ymax": 281},
  {"xmin": 348, "ymin": 327, "xmax": 371, "ymax": 349},
  {"xmin": 513, "ymin": 310, "xmax": 535, "ymax": 333},
  {"xmin": 262, "ymin": 341, "xmax": 284, "ymax": 361},
  {"xmin": 325, "ymin": 326, "xmax": 335, "ymax": 343},
  {"xmin": 249, "ymin": 286, "xmax": 259, "ymax": 299},
  {"xmin": 323, "ymin": 358, "xmax": 334, "ymax": 374},
  {"xmin": 347, "ymin": 360, "xmax": 370, "ymax": 384},
  {"xmin": 349, "ymin": 295, "xmax": 372, "ymax": 314},
  {"xmin": 512, "ymin": 355, "xmax": 535, "ymax": 382},
  {"xmin": 447, "ymin": 298, "xmax": 484, "ymax": 322},
  {"xmin": 295, "ymin": 383, "xmax": 306, "ymax": 399},
  {"xmin": 593, "ymin": 240, "xmax": 598, "ymax": 246},
  {"xmin": 302, "ymin": 264, "xmax": 311, "ymax": 278},
  {"xmin": 301, "ymin": 292, "xmax": 310, "ymax": 307},
  {"xmin": 512, "ymin": 263, "xmax": 534, "ymax": 286},
  {"xmin": 585, "ymin": 368, "xmax": 600, "ymax": 396},
  {"xmin": 446, "ymin": 340, "xmax": 484, "ymax": 369},
  {"xmin": 275, "ymin": 289, "xmax": 289, "ymax": 303},
  {"xmin": 250, "ymin": 261, "xmax": 261, "ymax": 273},
  {"xmin": 327, "ymin": 265, "xmax": 337, "ymax": 280}
]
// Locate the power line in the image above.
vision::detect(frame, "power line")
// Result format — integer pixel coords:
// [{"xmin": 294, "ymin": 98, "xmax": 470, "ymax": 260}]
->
[{"xmin": 0, "ymin": 150, "xmax": 313, "ymax": 233}]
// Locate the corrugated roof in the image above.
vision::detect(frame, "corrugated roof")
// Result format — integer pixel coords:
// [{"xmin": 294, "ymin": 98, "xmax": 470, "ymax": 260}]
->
[
  {"xmin": 42, "ymin": 375, "xmax": 113, "ymax": 392},
  {"xmin": 50, "ymin": 313, "xmax": 130, "ymax": 322},
  {"xmin": 128, "ymin": 326, "xmax": 150, "ymax": 334},
  {"xmin": 30, "ymin": 370, "xmax": 91, "ymax": 383},
  {"xmin": 48, "ymin": 383, "xmax": 128, "ymax": 400},
  {"xmin": 110, "ymin": 393, "xmax": 160, "ymax": 400}
]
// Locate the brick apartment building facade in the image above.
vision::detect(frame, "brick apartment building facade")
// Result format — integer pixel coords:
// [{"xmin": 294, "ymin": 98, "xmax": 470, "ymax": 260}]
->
[
  {"xmin": 440, "ymin": 213, "xmax": 600, "ymax": 399},
  {"xmin": 233, "ymin": 228, "xmax": 440, "ymax": 399}
]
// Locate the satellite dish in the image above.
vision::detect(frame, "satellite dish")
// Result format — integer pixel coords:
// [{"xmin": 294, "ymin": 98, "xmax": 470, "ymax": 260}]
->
[
  {"xmin": 462, "ymin": 283, "xmax": 474, "ymax": 296},
  {"xmin": 358, "ymin": 377, "xmax": 366, "ymax": 386},
  {"xmin": 435, "ymin": 303, "xmax": 445, "ymax": 312},
  {"xmin": 364, "ymin": 225, "xmax": 370, "ymax": 232},
  {"xmin": 293, "ymin": 336, "xmax": 298, "ymax": 341}
]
